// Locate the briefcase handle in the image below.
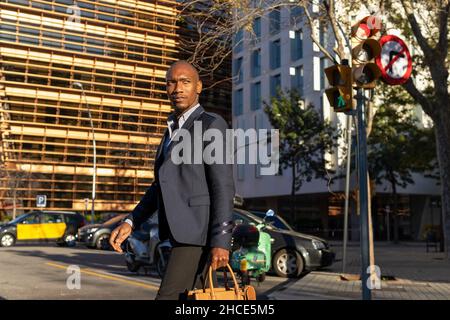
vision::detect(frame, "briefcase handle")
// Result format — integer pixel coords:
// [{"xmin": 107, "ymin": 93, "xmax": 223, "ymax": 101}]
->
[{"xmin": 205, "ymin": 264, "xmax": 240, "ymax": 300}]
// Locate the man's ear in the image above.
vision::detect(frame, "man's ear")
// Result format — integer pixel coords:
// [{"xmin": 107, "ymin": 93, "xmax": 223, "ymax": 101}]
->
[{"xmin": 196, "ymin": 80, "xmax": 202, "ymax": 94}]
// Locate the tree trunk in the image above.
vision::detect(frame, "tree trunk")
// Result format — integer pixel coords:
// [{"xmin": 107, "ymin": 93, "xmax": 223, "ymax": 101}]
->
[
  {"xmin": 12, "ymin": 179, "xmax": 18, "ymax": 220},
  {"xmin": 433, "ymin": 110, "xmax": 450, "ymax": 258},
  {"xmin": 291, "ymin": 161, "xmax": 296, "ymax": 225},
  {"xmin": 367, "ymin": 172, "xmax": 376, "ymax": 283},
  {"xmin": 392, "ymin": 180, "xmax": 399, "ymax": 243}
]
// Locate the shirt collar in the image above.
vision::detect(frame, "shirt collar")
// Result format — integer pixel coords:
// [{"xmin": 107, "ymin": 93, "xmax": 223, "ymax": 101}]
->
[
  {"xmin": 178, "ymin": 103, "xmax": 201, "ymax": 128},
  {"xmin": 167, "ymin": 103, "xmax": 201, "ymax": 138}
]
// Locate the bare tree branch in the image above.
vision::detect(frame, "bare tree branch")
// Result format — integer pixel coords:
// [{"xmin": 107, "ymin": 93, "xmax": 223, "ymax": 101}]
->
[
  {"xmin": 400, "ymin": 0, "xmax": 435, "ymax": 60},
  {"xmin": 323, "ymin": 0, "xmax": 346, "ymax": 60},
  {"xmin": 303, "ymin": 3, "xmax": 338, "ymax": 63},
  {"xmin": 402, "ymin": 78, "xmax": 434, "ymax": 117},
  {"xmin": 201, "ymin": 75, "xmax": 234, "ymax": 91},
  {"xmin": 437, "ymin": 0, "xmax": 450, "ymax": 57}
]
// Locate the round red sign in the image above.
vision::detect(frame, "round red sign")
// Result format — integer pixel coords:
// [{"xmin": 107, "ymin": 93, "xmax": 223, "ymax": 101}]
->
[{"xmin": 375, "ymin": 35, "xmax": 412, "ymax": 85}]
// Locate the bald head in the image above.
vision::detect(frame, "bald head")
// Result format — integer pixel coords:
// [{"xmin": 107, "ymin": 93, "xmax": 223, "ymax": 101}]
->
[
  {"xmin": 165, "ymin": 60, "xmax": 202, "ymax": 115},
  {"xmin": 166, "ymin": 60, "xmax": 200, "ymax": 82}
]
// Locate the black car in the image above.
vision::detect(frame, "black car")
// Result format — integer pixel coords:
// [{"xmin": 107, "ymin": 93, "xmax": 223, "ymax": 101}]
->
[
  {"xmin": 233, "ymin": 208, "xmax": 335, "ymax": 278},
  {"xmin": 77, "ymin": 213, "xmax": 128, "ymax": 250},
  {"xmin": 0, "ymin": 210, "xmax": 85, "ymax": 247}
]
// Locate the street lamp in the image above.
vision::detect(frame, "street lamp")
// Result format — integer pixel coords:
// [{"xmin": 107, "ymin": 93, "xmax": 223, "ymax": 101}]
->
[{"xmin": 72, "ymin": 82, "xmax": 96, "ymax": 224}]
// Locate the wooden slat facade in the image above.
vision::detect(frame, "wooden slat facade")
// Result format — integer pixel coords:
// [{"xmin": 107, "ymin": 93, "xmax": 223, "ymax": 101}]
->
[{"xmin": 0, "ymin": 0, "xmax": 179, "ymax": 214}]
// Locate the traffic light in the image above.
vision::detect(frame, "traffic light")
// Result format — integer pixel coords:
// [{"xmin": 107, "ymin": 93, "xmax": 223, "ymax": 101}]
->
[
  {"xmin": 351, "ymin": 16, "xmax": 382, "ymax": 89},
  {"xmin": 324, "ymin": 61, "xmax": 353, "ymax": 112}
]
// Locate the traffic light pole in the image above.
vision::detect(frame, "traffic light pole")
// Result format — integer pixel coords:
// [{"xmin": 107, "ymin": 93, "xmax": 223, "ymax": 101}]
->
[{"xmin": 356, "ymin": 88, "xmax": 372, "ymax": 300}]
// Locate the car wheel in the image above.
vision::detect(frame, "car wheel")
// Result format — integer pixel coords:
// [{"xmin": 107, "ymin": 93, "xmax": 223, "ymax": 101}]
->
[
  {"xmin": 0, "ymin": 233, "xmax": 16, "ymax": 247},
  {"xmin": 273, "ymin": 248, "xmax": 304, "ymax": 278},
  {"xmin": 256, "ymin": 273, "xmax": 266, "ymax": 283},
  {"xmin": 96, "ymin": 234, "xmax": 111, "ymax": 250},
  {"xmin": 64, "ymin": 234, "xmax": 77, "ymax": 247},
  {"xmin": 126, "ymin": 260, "xmax": 140, "ymax": 272},
  {"xmin": 240, "ymin": 272, "xmax": 251, "ymax": 286}
]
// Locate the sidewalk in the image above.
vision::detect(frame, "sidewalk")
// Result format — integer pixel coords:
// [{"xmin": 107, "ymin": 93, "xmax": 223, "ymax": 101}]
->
[{"xmin": 268, "ymin": 241, "xmax": 450, "ymax": 300}]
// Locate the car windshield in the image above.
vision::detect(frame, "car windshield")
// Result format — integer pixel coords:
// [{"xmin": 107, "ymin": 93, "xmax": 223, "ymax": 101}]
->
[
  {"xmin": 8, "ymin": 213, "xmax": 29, "ymax": 224},
  {"xmin": 233, "ymin": 209, "xmax": 282, "ymax": 230},
  {"xmin": 102, "ymin": 214, "xmax": 128, "ymax": 227},
  {"xmin": 250, "ymin": 211, "xmax": 293, "ymax": 231}
]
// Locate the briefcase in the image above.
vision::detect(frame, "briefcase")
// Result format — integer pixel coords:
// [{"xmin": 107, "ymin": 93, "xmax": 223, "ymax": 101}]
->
[{"xmin": 186, "ymin": 263, "xmax": 256, "ymax": 300}]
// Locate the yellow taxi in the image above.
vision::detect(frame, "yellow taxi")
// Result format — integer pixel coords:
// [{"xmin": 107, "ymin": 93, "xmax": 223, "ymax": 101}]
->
[{"xmin": 0, "ymin": 210, "xmax": 85, "ymax": 247}]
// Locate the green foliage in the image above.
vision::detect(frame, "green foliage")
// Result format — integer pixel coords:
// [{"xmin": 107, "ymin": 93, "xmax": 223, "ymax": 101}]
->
[
  {"xmin": 368, "ymin": 96, "xmax": 437, "ymax": 190},
  {"xmin": 264, "ymin": 89, "xmax": 341, "ymax": 192}
]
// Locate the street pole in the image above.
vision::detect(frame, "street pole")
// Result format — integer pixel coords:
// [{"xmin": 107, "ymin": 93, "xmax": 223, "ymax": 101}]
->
[
  {"xmin": 73, "ymin": 82, "xmax": 96, "ymax": 224},
  {"xmin": 386, "ymin": 205, "xmax": 391, "ymax": 242},
  {"xmin": 356, "ymin": 88, "xmax": 371, "ymax": 300},
  {"xmin": 342, "ymin": 115, "xmax": 353, "ymax": 274}
]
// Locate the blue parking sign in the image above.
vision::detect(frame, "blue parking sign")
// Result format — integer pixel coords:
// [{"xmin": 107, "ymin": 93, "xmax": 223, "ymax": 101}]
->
[{"xmin": 36, "ymin": 195, "xmax": 47, "ymax": 208}]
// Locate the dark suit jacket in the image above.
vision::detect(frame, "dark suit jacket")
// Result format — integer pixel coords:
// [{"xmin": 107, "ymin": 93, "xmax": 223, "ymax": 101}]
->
[{"xmin": 126, "ymin": 105, "xmax": 235, "ymax": 250}]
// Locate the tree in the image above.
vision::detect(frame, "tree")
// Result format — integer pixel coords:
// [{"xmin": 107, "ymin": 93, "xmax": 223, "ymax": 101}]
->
[
  {"xmin": 264, "ymin": 90, "xmax": 340, "ymax": 222},
  {"xmin": 382, "ymin": 0, "xmax": 450, "ymax": 255},
  {"xmin": 0, "ymin": 163, "xmax": 32, "ymax": 220},
  {"xmin": 179, "ymin": 0, "xmax": 450, "ymax": 257},
  {"xmin": 368, "ymin": 92, "xmax": 437, "ymax": 242}
]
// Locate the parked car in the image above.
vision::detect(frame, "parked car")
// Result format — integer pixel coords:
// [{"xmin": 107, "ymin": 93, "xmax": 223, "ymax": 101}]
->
[
  {"xmin": 233, "ymin": 208, "xmax": 335, "ymax": 278},
  {"xmin": 0, "ymin": 210, "xmax": 85, "ymax": 247},
  {"xmin": 77, "ymin": 213, "xmax": 128, "ymax": 250}
]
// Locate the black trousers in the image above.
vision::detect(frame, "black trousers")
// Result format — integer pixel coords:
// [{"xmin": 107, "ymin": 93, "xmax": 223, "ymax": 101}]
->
[
  {"xmin": 155, "ymin": 207, "xmax": 217, "ymax": 300},
  {"xmin": 155, "ymin": 243, "xmax": 215, "ymax": 300}
]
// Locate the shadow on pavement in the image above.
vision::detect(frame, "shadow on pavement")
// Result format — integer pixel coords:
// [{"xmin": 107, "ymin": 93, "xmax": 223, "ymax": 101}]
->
[
  {"xmin": 4, "ymin": 245, "xmax": 140, "ymax": 277},
  {"xmin": 257, "ymin": 276, "xmax": 303, "ymax": 300}
]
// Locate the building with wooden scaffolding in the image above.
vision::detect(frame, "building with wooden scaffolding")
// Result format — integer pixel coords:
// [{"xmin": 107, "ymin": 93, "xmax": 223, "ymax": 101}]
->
[{"xmin": 0, "ymin": 0, "xmax": 182, "ymax": 216}]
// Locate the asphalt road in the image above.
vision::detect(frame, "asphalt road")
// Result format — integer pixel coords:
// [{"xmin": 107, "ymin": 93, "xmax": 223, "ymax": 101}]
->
[{"xmin": 0, "ymin": 244, "xmax": 291, "ymax": 300}]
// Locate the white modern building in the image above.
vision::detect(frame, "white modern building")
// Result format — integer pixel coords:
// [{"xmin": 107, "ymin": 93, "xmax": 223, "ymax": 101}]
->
[{"xmin": 231, "ymin": 5, "xmax": 441, "ymax": 241}]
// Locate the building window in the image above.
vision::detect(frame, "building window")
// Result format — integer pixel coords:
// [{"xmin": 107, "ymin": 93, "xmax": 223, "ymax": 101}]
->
[
  {"xmin": 234, "ymin": 28, "xmax": 243, "ymax": 52},
  {"xmin": 234, "ymin": 89, "xmax": 243, "ymax": 116},
  {"xmin": 251, "ymin": 49, "xmax": 261, "ymax": 78},
  {"xmin": 290, "ymin": 66, "xmax": 304, "ymax": 96},
  {"xmin": 255, "ymin": 113, "xmax": 265, "ymax": 178},
  {"xmin": 290, "ymin": 6, "xmax": 304, "ymax": 24},
  {"xmin": 319, "ymin": 22, "xmax": 328, "ymax": 48},
  {"xmin": 255, "ymin": 163, "xmax": 262, "ymax": 178},
  {"xmin": 237, "ymin": 164, "xmax": 245, "ymax": 180},
  {"xmin": 252, "ymin": 17, "xmax": 261, "ymax": 42},
  {"xmin": 290, "ymin": 30, "xmax": 303, "ymax": 61},
  {"xmin": 269, "ymin": 9, "xmax": 280, "ymax": 35},
  {"xmin": 320, "ymin": 57, "xmax": 327, "ymax": 90},
  {"xmin": 270, "ymin": 74, "xmax": 281, "ymax": 98},
  {"xmin": 251, "ymin": 82, "xmax": 261, "ymax": 110},
  {"xmin": 270, "ymin": 39, "xmax": 281, "ymax": 70},
  {"xmin": 233, "ymin": 57, "xmax": 243, "ymax": 84}
]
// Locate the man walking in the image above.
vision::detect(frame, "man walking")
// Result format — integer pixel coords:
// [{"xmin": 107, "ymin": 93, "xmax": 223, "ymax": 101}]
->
[{"xmin": 109, "ymin": 60, "xmax": 235, "ymax": 300}]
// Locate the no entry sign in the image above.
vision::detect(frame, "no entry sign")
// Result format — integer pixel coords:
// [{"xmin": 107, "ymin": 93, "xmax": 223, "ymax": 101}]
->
[{"xmin": 375, "ymin": 35, "xmax": 412, "ymax": 85}]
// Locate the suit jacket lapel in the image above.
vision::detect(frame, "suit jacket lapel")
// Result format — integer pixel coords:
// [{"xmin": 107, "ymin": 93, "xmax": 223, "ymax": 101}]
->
[
  {"xmin": 163, "ymin": 105, "xmax": 205, "ymax": 164},
  {"xmin": 155, "ymin": 129, "xmax": 168, "ymax": 163}
]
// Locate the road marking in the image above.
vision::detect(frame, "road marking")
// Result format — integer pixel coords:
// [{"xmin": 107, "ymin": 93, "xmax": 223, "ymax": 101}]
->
[{"xmin": 46, "ymin": 262, "xmax": 159, "ymax": 290}]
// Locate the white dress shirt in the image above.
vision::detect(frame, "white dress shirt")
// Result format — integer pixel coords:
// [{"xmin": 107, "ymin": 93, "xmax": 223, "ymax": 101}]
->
[{"xmin": 167, "ymin": 102, "xmax": 201, "ymax": 141}]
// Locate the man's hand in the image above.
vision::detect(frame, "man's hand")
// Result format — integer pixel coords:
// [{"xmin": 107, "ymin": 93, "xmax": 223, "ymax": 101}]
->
[
  {"xmin": 109, "ymin": 222, "xmax": 132, "ymax": 253},
  {"xmin": 210, "ymin": 247, "xmax": 229, "ymax": 270}
]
